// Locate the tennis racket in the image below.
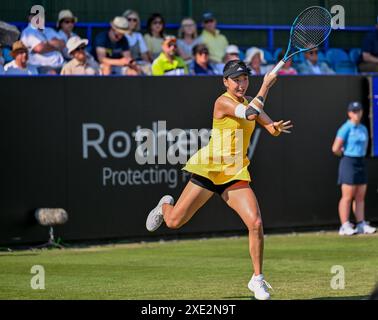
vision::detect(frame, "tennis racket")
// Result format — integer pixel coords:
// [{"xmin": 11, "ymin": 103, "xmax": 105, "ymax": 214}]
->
[{"xmin": 270, "ymin": 6, "xmax": 333, "ymax": 74}]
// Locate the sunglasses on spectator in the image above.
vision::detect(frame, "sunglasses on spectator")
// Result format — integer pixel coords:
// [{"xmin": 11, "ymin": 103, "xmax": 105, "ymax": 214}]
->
[
  {"xmin": 112, "ymin": 29, "xmax": 124, "ymax": 38},
  {"xmin": 204, "ymin": 19, "xmax": 215, "ymax": 24},
  {"xmin": 74, "ymin": 45, "xmax": 86, "ymax": 52},
  {"xmin": 127, "ymin": 17, "xmax": 138, "ymax": 22},
  {"xmin": 197, "ymin": 50, "xmax": 209, "ymax": 55},
  {"xmin": 168, "ymin": 43, "xmax": 177, "ymax": 48},
  {"xmin": 63, "ymin": 20, "xmax": 75, "ymax": 24}
]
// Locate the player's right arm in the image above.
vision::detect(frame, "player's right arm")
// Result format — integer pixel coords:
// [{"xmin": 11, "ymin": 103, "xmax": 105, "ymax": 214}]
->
[{"xmin": 213, "ymin": 96, "xmax": 260, "ymax": 121}]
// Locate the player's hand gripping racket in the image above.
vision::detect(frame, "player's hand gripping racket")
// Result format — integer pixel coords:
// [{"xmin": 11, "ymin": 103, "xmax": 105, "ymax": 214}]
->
[{"xmin": 270, "ymin": 6, "xmax": 333, "ymax": 74}]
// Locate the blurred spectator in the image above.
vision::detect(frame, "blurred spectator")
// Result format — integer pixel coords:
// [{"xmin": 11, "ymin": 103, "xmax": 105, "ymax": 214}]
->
[
  {"xmin": 61, "ymin": 37, "xmax": 100, "ymax": 75},
  {"xmin": 296, "ymin": 48, "xmax": 334, "ymax": 75},
  {"xmin": 189, "ymin": 44, "xmax": 218, "ymax": 75},
  {"xmin": 151, "ymin": 36, "xmax": 188, "ymax": 76},
  {"xmin": 276, "ymin": 50, "xmax": 297, "ymax": 75},
  {"xmin": 244, "ymin": 47, "xmax": 273, "ymax": 75},
  {"xmin": 21, "ymin": 10, "xmax": 65, "ymax": 74},
  {"xmin": 123, "ymin": 9, "xmax": 150, "ymax": 63},
  {"xmin": 56, "ymin": 9, "xmax": 78, "ymax": 59},
  {"xmin": 200, "ymin": 12, "xmax": 229, "ymax": 64},
  {"xmin": 93, "ymin": 16, "xmax": 133, "ymax": 75},
  {"xmin": 144, "ymin": 13, "xmax": 166, "ymax": 61},
  {"xmin": 177, "ymin": 17, "xmax": 201, "ymax": 62},
  {"xmin": 359, "ymin": 16, "xmax": 378, "ymax": 73},
  {"xmin": 223, "ymin": 45, "xmax": 240, "ymax": 63},
  {"xmin": 4, "ymin": 40, "xmax": 38, "ymax": 75}
]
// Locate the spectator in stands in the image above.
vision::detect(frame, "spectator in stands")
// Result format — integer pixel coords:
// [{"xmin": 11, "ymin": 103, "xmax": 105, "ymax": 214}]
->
[
  {"xmin": 56, "ymin": 9, "xmax": 78, "ymax": 59},
  {"xmin": 151, "ymin": 36, "xmax": 188, "ymax": 76},
  {"xmin": 61, "ymin": 37, "xmax": 100, "ymax": 75},
  {"xmin": 189, "ymin": 44, "xmax": 218, "ymax": 75},
  {"xmin": 177, "ymin": 17, "xmax": 201, "ymax": 62},
  {"xmin": 276, "ymin": 50, "xmax": 297, "ymax": 75},
  {"xmin": 21, "ymin": 10, "xmax": 65, "ymax": 74},
  {"xmin": 359, "ymin": 16, "xmax": 378, "ymax": 73},
  {"xmin": 200, "ymin": 12, "xmax": 229, "ymax": 65},
  {"xmin": 296, "ymin": 48, "xmax": 334, "ymax": 75},
  {"xmin": 144, "ymin": 13, "xmax": 166, "ymax": 61},
  {"xmin": 223, "ymin": 45, "xmax": 240, "ymax": 63},
  {"xmin": 332, "ymin": 101, "xmax": 376, "ymax": 236},
  {"xmin": 4, "ymin": 40, "xmax": 38, "ymax": 75},
  {"xmin": 123, "ymin": 9, "xmax": 150, "ymax": 63},
  {"xmin": 93, "ymin": 16, "xmax": 133, "ymax": 75},
  {"xmin": 244, "ymin": 47, "xmax": 273, "ymax": 75}
]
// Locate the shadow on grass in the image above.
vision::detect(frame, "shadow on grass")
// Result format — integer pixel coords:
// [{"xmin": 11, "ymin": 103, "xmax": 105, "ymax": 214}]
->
[
  {"xmin": 0, "ymin": 253, "xmax": 40, "ymax": 257},
  {"xmin": 222, "ymin": 295, "xmax": 368, "ymax": 300},
  {"xmin": 311, "ymin": 295, "xmax": 368, "ymax": 300}
]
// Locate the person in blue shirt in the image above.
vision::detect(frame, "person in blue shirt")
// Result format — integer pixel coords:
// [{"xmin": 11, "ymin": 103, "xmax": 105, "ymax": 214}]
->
[
  {"xmin": 188, "ymin": 44, "xmax": 218, "ymax": 75},
  {"xmin": 332, "ymin": 102, "xmax": 376, "ymax": 236},
  {"xmin": 93, "ymin": 16, "xmax": 133, "ymax": 75}
]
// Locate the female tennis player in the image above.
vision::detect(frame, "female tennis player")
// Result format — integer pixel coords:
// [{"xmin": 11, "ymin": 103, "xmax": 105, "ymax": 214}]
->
[{"xmin": 146, "ymin": 60, "xmax": 292, "ymax": 300}]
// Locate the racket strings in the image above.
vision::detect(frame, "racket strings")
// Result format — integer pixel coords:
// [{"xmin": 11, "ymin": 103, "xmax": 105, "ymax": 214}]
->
[{"xmin": 291, "ymin": 7, "xmax": 332, "ymax": 50}]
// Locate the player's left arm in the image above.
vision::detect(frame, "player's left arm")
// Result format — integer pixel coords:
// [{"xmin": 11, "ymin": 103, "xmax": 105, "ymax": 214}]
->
[{"xmin": 256, "ymin": 110, "xmax": 293, "ymax": 136}]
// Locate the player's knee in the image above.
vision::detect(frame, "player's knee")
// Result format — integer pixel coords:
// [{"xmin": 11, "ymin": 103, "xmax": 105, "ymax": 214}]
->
[
  {"xmin": 248, "ymin": 217, "xmax": 263, "ymax": 231},
  {"xmin": 165, "ymin": 217, "xmax": 181, "ymax": 229}
]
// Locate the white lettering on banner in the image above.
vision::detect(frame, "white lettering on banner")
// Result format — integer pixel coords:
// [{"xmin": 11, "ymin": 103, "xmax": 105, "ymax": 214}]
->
[
  {"xmin": 103, "ymin": 166, "xmax": 178, "ymax": 189},
  {"xmin": 82, "ymin": 122, "xmax": 261, "ymax": 187},
  {"xmin": 82, "ymin": 123, "xmax": 108, "ymax": 159},
  {"xmin": 108, "ymin": 131, "xmax": 131, "ymax": 158}
]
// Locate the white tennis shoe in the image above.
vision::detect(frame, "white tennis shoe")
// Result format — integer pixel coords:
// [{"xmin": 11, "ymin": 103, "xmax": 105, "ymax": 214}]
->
[
  {"xmin": 356, "ymin": 221, "xmax": 376, "ymax": 234},
  {"xmin": 339, "ymin": 222, "xmax": 357, "ymax": 236},
  {"xmin": 248, "ymin": 274, "xmax": 273, "ymax": 300},
  {"xmin": 146, "ymin": 195, "xmax": 174, "ymax": 232}
]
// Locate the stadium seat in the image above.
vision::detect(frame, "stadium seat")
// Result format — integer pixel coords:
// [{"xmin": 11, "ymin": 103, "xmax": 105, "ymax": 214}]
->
[
  {"xmin": 334, "ymin": 61, "xmax": 358, "ymax": 74},
  {"xmin": 2, "ymin": 47, "xmax": 13, "ymax": 63},
  {"xmin": 273, "ymin": 48, "xmax": 283, "ymax": 62},
  {"xmin": 262, "ymin": 49, "xmax": 274, "ymax": 64},
  {"xmin": 317, "ymin": 51, "xmax": 326, "ymax": 63},
  {"xmin": 349, "ymin": 48, "xmax": 361, "ymax": 64},
  {"xmin": 325, "ymin": 48, "xmax": 350, "ymax": 68}
]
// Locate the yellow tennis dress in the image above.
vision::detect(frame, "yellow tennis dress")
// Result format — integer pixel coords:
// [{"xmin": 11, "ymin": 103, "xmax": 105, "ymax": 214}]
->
[{"xmin": 182, "ymin": 92, "xmax": 255, "ymax": 184}]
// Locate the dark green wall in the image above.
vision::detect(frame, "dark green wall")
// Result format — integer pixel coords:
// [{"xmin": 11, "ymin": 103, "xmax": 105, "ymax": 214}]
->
[{"xmin": 1, "ymin": 0, "xmax": 377, "ymax": 49}]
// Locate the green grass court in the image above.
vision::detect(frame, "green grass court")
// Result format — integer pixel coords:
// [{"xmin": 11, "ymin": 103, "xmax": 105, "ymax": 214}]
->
[{"xmin": 0, "ymin": 232, "xmax": 377, "ymax": 300}]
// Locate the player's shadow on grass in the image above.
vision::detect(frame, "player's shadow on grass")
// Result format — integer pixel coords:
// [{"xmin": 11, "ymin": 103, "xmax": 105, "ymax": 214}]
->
[
  {"xmin": 312, "ymin": 295, "xmax": 368, "ymax": 300},
  {"xmin": 222, "ymin": 295, "xmax": 368, "ymax": 300}
]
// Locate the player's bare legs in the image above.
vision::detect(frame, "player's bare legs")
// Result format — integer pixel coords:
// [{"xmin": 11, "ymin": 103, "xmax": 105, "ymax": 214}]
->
[
  {"xmin": 221, "ymin": 184, "xmax": 263, "ymax": 275},
  {"xmin": 221, "ymin": 184, "xmax": 271, "ymax": 300},
  {"xmin": 162, "ymin": 182, "xmax": 214, "ymax": 229}
]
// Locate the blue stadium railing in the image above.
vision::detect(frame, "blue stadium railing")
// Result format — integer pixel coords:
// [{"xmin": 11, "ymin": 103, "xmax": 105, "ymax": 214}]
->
[{"xmin": 10, "ymin": 22, "xmax": 376, "ymax": 52}]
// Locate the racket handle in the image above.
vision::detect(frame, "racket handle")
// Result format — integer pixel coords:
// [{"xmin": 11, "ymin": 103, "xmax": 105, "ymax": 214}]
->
[{"xmin": 270, "ymin": 60, "xmax": 285, "ymax": 74}]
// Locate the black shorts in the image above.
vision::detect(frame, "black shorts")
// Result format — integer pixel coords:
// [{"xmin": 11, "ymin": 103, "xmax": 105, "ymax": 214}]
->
[
  {"xmin": 190, "ymin": 174, "xmax": 249, "ymax": 195},
  {"xmin": 338, "ymin": 156, "xmax": 367, "ymax": 185}
]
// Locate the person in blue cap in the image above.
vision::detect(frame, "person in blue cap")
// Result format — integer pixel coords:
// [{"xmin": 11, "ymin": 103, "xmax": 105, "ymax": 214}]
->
[{"xmin": 332, "ymin": 102, "xmax": 376, "ymax": 235}]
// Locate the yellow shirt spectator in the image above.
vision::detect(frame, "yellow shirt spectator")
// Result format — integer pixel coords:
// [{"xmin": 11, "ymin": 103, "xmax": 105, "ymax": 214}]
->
[
  {"xmin": 151, "ymin": 52, "xmax": 188, "ymax": 76},
  {"xmin": 201, "ymin": 29, "xmax": 229, "ymax": 63}
]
